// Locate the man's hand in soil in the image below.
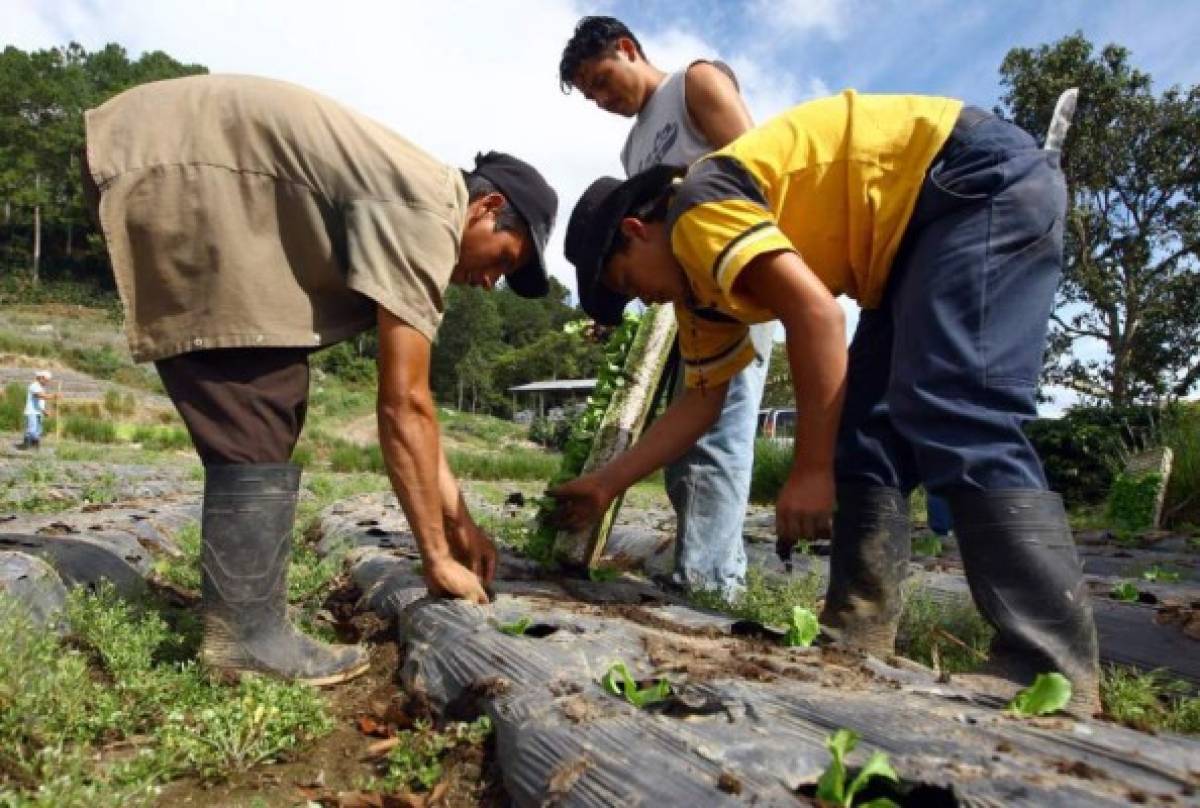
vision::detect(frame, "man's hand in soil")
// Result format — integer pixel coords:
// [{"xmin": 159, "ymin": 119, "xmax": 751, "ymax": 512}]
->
[
  {"xmin": 548, "ymin": 472, "xmax": 616, "ymax": 532},
  {"xmin": 774, "ymin": 465, "xmax": 834, "ymax": 555},
  {"xmin": 424, "ymin": 555, "xmax": 490, "ymax": 604},
  {"xmin": 445, "ymin": 515, "xmax": 498, "ymax": 585}
]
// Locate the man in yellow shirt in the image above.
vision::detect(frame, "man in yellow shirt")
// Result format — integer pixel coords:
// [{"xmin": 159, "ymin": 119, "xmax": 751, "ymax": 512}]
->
[{"xmin": 554, "ymin": 91, "xmax": 1100, "ymax": 712}]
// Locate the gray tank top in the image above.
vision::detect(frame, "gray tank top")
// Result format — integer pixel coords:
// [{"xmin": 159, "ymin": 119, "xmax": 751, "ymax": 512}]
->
[{"xmin": 620, "ymin": 66, "xmax": 713, "ymax": 177}]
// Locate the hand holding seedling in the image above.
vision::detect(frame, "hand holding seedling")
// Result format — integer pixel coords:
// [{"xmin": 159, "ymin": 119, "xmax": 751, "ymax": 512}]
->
[
  {"xmin": 445, "ymin": 515, "xmax": 498, "ymax": 586},
  {"xmin": 547, "ymin": 472, "xmax": 615, "ymax": 532}
]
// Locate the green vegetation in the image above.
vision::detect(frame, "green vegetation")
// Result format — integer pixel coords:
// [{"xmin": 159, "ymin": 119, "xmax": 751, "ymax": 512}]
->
[
  {"xmin": 897, "ymin": 591, "xmax": 993, "ymax": 674},
  {"xmin": 749, "ymin": 438, "xmax": 791, "ymax": 504},
  {"xmin": 376, "ymin": 717, "xmax": 493, "ymax": 794},
  {"xmin": 62, "ymin": 415, "xmax": 117, "ymax": 444},
  {"xmin": 1110, "ymin": 581, "xmax": 1140, "ymax": 602},
  {"xmin": 601, "ymin": 662, "xmax": 671, "ymax": 709},
  {"xmin": 498, "ymin": 617, "xmax": 532, "ymax": 636},
  {"xmin": 911, "ymin": 534, "xmax": 943, "ymax": 558},
  {"xmin": 815, "ymin": 729, "xmax": 899, "ymax": 808},
  {"xmin": 1140, "ymin": 564, "xmax": 1182, "ymax": 583},
  {"xmin": 691, "ymin": 566, "xmax": 824, "ymax": 628},
  {"xmin": 1106, "ymin": 471, "xmax": 1163, "ymax": 535},
  {"xmin": 1101, "ymin": 667, "xmax": 1200, "ymax": 735},
  {"xmin": 783, "ymin": 606, "xmax": 819, "ymax": 648},
  {"xmin": 0, "ymin": 587, "xmax": 331, "ymax": 804},
  {"xmin": 1006, "ymin": 672, "xmax": 1072, "ymax": 717}
]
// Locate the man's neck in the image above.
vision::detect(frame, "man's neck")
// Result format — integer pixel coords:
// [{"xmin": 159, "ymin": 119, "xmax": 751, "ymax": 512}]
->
[{"xmin": 636, "ymin": 66, "xmax": 669, "ymax": 114}]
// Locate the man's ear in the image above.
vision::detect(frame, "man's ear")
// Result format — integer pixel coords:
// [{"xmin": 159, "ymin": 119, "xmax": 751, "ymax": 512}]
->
[
  {"xmin": 615, "ymin": 37, "xmax": 639, "ymax": 62},
  {"xmin": 467, "ymin": 192, "xmax": 506, "ymax": 224},
  {"xmin": 619, "ymin": 216, "xmax": 647, "ymax": 241}
]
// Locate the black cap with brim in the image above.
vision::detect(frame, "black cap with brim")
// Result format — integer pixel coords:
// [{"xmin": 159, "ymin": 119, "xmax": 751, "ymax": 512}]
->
[
  {"xmin": 472, "ymin": 152, "xmax": 558, "ymax": 298},
  {"xmin": 564, "ymin": 164, "xmax": 683, "ymax": 325}
]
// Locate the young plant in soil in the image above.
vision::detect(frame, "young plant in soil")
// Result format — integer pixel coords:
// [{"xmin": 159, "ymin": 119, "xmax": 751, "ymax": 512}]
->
[
  {"xmin": 376, "ymin": 716, "xmax": 493, "ymax": 794},
  {"xmin": 498, "ymin": 617, "xmax": 532, "ymax": 636},
  {"xmin": 1006, "ymin": 672, "xmax": 1072, "ymax": 717},
  {"xmin": 815, "ymin": 728, "xmax": 899, "ymax": 808},
  {"xmin": 602, "ymin": 661, "xmax": 671, "ymax": 709},
  {"xmin": 1110, "ymin": 581, "xmax": 1140, "ymax": 601},
  {"xmin": 783, "ymin": 605, "xmax": 819, "ymax": 647}
]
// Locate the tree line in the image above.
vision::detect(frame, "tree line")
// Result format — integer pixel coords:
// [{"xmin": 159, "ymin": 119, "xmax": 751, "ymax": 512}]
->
[{"xmin": 1, "ymin": 35, "xmax": 1197, "ymax": 410}]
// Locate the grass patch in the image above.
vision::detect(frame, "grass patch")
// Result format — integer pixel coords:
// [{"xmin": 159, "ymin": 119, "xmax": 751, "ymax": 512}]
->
[
  {"xmin": 372, "ymin": 717, "xmax": 493, "ymax": 794},
  {"xmin": 128, "ymin": 424, "xmax": 192, "ymax": 451},
  {"xmin": 749, "ymin": 439, "xmax": 791, "ymax": 504},
  {"xmin": 0, "ymin": 587, "xmax": 332, "ymax": 803},
  {"xmin": 897, "ymin": 589, "xmax": 994, "ymax": 674},
  {"xmin": 62, "ymin": 415, "xmax": 117, "ymax": 444},
  {"xmin": 447, "ymin": 447, "xmax": 560, "ymax": 481},
  {"xmin": 1101, "ymin": 666, "xmax": 1200, "ymax": 735},
  {"xmin": 690, "ymin": 565, "xmax": 824, "ymax": 627}
]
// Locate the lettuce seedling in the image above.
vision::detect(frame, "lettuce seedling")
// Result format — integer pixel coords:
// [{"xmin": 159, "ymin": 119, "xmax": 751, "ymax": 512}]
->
[
  {"xmin": 783, "ymin": 606, "xmax": 819, "ymax": 648},
  {"xmin": 1110, "ymin": 581, "xmax": 1139, "ymax": 602},
  {"xmin": 1141, "ymin": 565, "xmax": 1182, "ymax": 583},
  {"xmin": 815, "ymin": 728, "xmax": 899, "ymax": 808},
  {"xmin": 498, "ymin": 617, "xmax": 532, "ymax": 636},
  {"xmin": 602, "ymin": 661, "xmax": 671, "ymax": 709},
  {"xmin": 1006, "ymin": 672, "xmax": 1072, "ymax": 717}
]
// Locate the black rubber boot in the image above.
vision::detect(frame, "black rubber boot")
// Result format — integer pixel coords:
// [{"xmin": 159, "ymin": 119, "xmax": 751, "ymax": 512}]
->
[
  {"xmin": 949, "ymin": 489, "xmax": 1101, "ymax": 716},
  {"xmin": 200, "ymin": 464, "xmax": 369, "ymax": 686},
  {"xmin": 819, "ymin": 485, "xmax": 912, "ymax": 657}
]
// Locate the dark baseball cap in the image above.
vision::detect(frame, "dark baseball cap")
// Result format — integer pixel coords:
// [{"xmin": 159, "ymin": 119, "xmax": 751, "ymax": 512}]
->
[
  {"xmin": 471, "ymin": 152, "xmax": 557, "ymax": 298},
  {"xmin": 564, "ymin": 164, "xmax": 683, "ymax": 325}
]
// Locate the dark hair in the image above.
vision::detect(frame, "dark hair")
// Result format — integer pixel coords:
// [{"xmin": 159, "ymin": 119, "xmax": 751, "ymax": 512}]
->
[
  {"xmin": 559, "ymin": 16, "xmax": 646, "ymax": 93},
  {"xmin": 462, "ymin": 172, "xmax": 525, "ymax": 233}
]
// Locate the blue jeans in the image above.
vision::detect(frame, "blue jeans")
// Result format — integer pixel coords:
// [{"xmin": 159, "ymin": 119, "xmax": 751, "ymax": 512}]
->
[
  {"xmin": 25, "ymin": 413, "xmax": 43, "ymax": 442},
  {"xmin": 836, "ymin": 109, "xmax": 1066, "ymax": 496},
  {"xmin": 666, "ymin": 322, "xmax": 773, "ymax": 598}
]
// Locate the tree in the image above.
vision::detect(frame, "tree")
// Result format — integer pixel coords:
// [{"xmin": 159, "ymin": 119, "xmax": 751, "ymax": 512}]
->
[
  {"xmin": 0, "ymin": 43, "xmax": 206, "ymax": 287},
  {"xmin": 998, "ymin": 33, "xmax": 1200, "ymax": 407}
]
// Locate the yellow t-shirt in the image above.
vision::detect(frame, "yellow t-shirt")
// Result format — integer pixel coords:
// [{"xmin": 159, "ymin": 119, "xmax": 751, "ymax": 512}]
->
[{"xmin": 667, "ymin": 90, "xmax": 962, "ymax": 388}]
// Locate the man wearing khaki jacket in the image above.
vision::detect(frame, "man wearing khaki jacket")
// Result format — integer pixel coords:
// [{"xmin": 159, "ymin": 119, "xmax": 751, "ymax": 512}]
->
[{"xmin": 84, "ymin": 74, "xmax": 558, "ymax": 685}]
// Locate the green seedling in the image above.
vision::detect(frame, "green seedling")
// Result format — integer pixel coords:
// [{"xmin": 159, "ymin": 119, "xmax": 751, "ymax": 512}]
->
[
  {"xmin": 783, "ymin": 605, "xmax": 819, "ymax": 648},
  {"xmin": 1110, "ymin": 581, "xmax": 1140, "ymax": 602},
  {"xmin": 1141, "ymin": 565, "xmax": 1182, "ymax": 583},
  {"xmin": 815, "ymin": 728, "xmax": 899, "ymax": 808},
  {"xmin": 588, "ymin": 566, "xmax": 620, "ymax": 582},
  {"xmin": 498, "ymin": 617, "xmax": 532, "ymax": 636},
  {"xmin": 1006, "ymin": 672, "xmax": 1072, "ymax": 717},
  {"xmin": 911, "ymin": 534, "xmax": 944, "ymax": 557},
  {"xmin": 602, "ymin": 662, "xmax": 671, "ymax": 709}
]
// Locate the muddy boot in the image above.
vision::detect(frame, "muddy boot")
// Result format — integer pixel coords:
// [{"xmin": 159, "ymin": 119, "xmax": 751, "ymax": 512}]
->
[
  {"xmin": 949, "ymin": 489, "xmax": 1101, "ymax": 717},
  {"xmin": 819, "ymin": 485, "xmax": 912, "ymax": 657},
  {"xmin": 200, "ymin": 463, "xmax": 369, "ymax": 686}
]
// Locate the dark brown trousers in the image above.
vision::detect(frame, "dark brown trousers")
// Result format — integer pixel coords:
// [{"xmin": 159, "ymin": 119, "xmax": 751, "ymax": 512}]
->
[{"xmin": 156, "ymin": 348, "xmax": 312, "ymax": 465}]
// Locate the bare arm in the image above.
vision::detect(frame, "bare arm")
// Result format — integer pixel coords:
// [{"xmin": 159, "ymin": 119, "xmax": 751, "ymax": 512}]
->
[
  {"xmin": 734, "ymin": 250, "xmax": 847, "ymax": 541},
  {"xmin": 375, "ymin": 307, "xmax": 488, "ymax": 602},
  {"xmin": 550, "ymin": 383, "xmax": 727, "ymax": 532},
  {"xmin": 685, "ymin": 61, "xmax": 754, "ymax": 149}
]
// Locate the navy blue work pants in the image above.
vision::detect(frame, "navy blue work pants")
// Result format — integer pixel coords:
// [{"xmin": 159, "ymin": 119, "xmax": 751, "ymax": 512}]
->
[{"xmin": 835, "ymin": 110, "xmax": 1067, "ymax": 496}]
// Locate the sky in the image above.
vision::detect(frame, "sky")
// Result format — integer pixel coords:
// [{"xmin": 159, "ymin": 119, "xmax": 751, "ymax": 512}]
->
[{"xmin": 5, "ymin": 0, "xmax": 1198, "ymax": 412}]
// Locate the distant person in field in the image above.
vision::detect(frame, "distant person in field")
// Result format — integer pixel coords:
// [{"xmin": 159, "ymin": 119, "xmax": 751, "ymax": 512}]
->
[
  {"xmin": 83, "ymin": 74, "xmax": 557, "ymax": 686},
  {"xmin": 559, "ymin": 15, "xmax": 772, "ymax": 600},
  {"xmin": 19, "ymin": 370, "xmax": 57, "ymax": 450}
]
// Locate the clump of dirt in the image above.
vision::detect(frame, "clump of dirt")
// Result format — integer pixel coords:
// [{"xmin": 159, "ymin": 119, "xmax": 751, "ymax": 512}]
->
[
  {"xmin": 1155, "ymin": 599, "xmax": 1200, "ymax": 641},
  {"xmin": 559, "ymin": 693, "xmax": 619, "ymax": 724}
]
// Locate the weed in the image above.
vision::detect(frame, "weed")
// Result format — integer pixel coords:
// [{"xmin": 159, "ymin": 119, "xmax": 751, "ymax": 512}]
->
[
  {"xmin": 1006, "ymin": 672, "xmax": 1072, "ymax": 717},
  {"xmin": 815, "ymin": 729, "xmax": 899, "ymax": 808},
  {"xmin": 588, "ymin": 566, "xmax": 620, "ymax": 583},
  {"xmin": 602, "ymin": 662, "xmax": 671, "ymax": 708},
  {"xmin": 690, "ymin": 566, "xmax": 824, "ymax": 628},
  {"xmin": 129, "ymin": 425, "xmax": 192, "ymax": 451},
  {"xmin": 1102, "ymin": 666, "xmax": 1200, "ymax": 734},
  {"xmin": 1106, "ymin": 471, "xmax": 1163, "ymax": 534},
  {"xmin": 102, "ymin": 389, "xmax": 136, "ymax": 417},
  {"xmin": 896, "ymin": 590, "xmax": 993, "ymax": 674},
  {"xmin": 378, "ymin": 717, "xmax": 493, "ymax": 793},
  {"xmin": 911, "ymin": 534, "xmax": 943, "ymax": 557}
]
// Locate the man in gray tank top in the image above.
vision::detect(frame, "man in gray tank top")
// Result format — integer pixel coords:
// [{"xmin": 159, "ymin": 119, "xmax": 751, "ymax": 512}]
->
[{"xmin": 560, "ymin": 16, "xmax": 775, "ymax": 600}]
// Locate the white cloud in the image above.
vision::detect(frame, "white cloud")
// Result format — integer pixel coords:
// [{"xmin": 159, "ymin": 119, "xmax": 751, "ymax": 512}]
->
[{"xmin": 749, "ymin": 0, "xmax": 850, "ymax": 39}]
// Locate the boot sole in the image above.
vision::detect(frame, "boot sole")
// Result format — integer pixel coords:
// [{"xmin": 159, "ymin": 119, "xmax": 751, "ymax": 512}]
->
[{"xmin": 297, "ymin": 656, "xmax": 372, "ymax": 687}]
